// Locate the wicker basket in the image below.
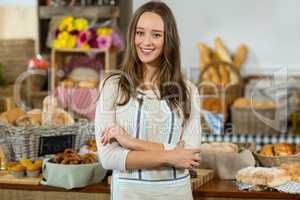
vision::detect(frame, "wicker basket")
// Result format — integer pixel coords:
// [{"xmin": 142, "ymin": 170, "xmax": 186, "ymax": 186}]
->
[
  {"xmin": 231, "ymin": 106, "xmax": 285, "ymax": 135},
  {"xmin": 198, "ymin": 61, "xmax": 243, "ymax": 121},
  {"xmin": 254, "ymin": 152, "xmax": 300, "ymax": 167},
  {"xmin": 0, "ymin": 119, "xmax": 94, "ymax": 161}
]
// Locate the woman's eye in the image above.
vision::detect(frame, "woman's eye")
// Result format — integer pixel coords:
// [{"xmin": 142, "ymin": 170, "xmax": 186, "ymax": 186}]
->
[
  {"xmin": 136, "ymin": 31, "xmax": 144, "ymax": 36},
  {"xmin": 153, "ymin": 33, "xmax": 161, "ymax": 38}
]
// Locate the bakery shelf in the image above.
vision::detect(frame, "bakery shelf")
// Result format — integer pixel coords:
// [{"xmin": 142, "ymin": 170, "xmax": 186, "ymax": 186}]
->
[{"xmin": 39, "ymin": 6, "xmax": 119, "ymax": 19}]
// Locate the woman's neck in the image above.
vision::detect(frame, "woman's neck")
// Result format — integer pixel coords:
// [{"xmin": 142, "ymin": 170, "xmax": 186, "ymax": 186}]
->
[{"xmin": 142, "ymin": 63, "xmax": 159, "ymax": 90}]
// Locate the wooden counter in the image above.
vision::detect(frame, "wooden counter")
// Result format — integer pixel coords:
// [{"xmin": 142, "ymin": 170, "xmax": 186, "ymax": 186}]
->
[{"xmin": 0, "ymin": 179, "xmax": 299, "ymax": 200}]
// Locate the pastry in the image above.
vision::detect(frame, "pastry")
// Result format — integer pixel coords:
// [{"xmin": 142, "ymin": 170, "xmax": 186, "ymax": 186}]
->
[
  {"xmin": 53, "ymin": 108, "xmax": 75, "ymax": 125},
  {"xmin": 280, "ymin": 163, "xmax": 300, "ymax": 182},
  {"xmin": 78, "ymin": 80, "xmax": 98, "ymax": 89},
  {"xmin": 27, "ymin": 109, "xmax": 42, "ymax": 126},
  {"xmin": 87, "ymin": 138, "xmax": 97, "ymax": 152},
  {"xmin": 61, "ymin": 79, "xmax": 75, "ymax": 87},
  {"xmin": 274, "ymin": 143, "xmax": 295, "ymax": 156},
  {"xmin": 81, "ymin": 153, "xmax": 97, "ymax": 164},
  {"xmin": 15, "ymin": 115, "xmax": 34, "ymax": 127},
  {"xmin": 0, "ymin": 108, "xmax": 26, "ymax": 125},
  {"xmin": 10, "ymin": 164, "xmax": 26, "ymax": 177},
  {"xmin": 260, "ymin": 144, "xmax": 274, "ymax": 156},
  {"xmin": 236, "ymin": 166, "xmax": 291, "ymax": 187}
]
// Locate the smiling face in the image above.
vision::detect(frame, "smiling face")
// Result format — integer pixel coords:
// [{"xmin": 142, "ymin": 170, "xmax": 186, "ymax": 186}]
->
[{"xmin": 134, "ymin": 12, "xmax": 164, "ymax": 67}]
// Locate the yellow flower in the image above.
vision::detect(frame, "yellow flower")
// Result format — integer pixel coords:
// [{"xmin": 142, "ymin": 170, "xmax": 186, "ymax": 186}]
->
[
  {"xmin": 59, "ymin": 16, "xmax": 74, "ymax": 32},
  {"xmin": 66, "ymin": 36, "xmax": 77, "ymax": 48},
  {"xmin": 53, "ymin": 39, "xmax": 64, "ymax": 49},
  {"xmin": 53, "ymin": 32, "xmax": 76, "ymax": 49},
  {"xmin": 97, "ymin": 27, "xmax": 112, "ymax": 36},
  {"xmin": 80, "ymin": 43, "xmax": 91, "ymax": 50},
  {"xmin": 74, "ymin": 18, "xmax": 89, "ymax": 31}
]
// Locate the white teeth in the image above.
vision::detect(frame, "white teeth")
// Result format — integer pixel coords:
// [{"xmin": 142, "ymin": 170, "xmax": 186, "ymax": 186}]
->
[{"xmin": 141, "ymin": 48, "xmax": 153, "ymax": 53}]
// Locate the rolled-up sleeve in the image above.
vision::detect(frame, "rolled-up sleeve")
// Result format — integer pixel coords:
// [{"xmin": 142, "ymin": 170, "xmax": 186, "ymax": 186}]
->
[
  {"xmin": 182, "ymin": 81, "xmax": 202, "ymax": 149},
  {"xmin": 95, "ymin": 76, "xmax": 129, "ymax": 171}
]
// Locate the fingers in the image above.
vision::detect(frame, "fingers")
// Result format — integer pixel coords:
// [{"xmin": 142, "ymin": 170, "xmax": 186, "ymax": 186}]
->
[
  {"xmin": 101, "ymin": 132, "xmax": 114, "ymax": 145},
  {"xmin": 191, "ymin": 148, "xmax": 202, "ymax": 154}
]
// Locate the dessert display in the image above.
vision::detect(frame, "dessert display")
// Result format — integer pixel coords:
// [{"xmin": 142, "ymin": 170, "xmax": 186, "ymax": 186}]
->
[{"xmin": 5, "ymin": 159, "xmax": 43, "ymax": 178}]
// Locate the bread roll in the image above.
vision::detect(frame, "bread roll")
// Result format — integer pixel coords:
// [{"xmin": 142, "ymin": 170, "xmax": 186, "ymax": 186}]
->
[
  {"xmin": 260, "ymin": 144, "xmax": 274, "ymax": 156},
  {"xmin": 27, "ymin": 109, "xmax": 42, "ymax": 126},
  {"xmin": 274, "ymin": 143, "xmax": 295, "ymax": 156},
  {"xmin": 78, "ymin": 80, "xmax": 98, "ymax": 89},
  {"xmin": 0, "ymin": 108, "xmax": 26, "ymax": 125},
  {"xmin": 53, "ymin": 108, "xmax": 74, "ymax": 125}
]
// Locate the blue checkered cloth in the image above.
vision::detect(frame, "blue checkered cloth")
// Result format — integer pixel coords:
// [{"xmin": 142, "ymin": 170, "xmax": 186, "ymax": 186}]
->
[
  {"xmin": 202, "ymin": 111, "xmax": 224, "ymax": 135},
  {"xmin": 202, "ymin": 133, "xmax": 300, "ymax": 150}
]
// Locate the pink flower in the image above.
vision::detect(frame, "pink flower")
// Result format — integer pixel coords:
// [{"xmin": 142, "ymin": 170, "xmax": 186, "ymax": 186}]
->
[
  {"xmin": 112, "ymin": 32, "xmax": 124, "ymax": 51},
  {"xmin": 97, "ymin": 36, "xmax": 112, "ymax": 49},
  {"xmin": 78, "ymin": 31, "xmax": 90, "ymax": 47}
]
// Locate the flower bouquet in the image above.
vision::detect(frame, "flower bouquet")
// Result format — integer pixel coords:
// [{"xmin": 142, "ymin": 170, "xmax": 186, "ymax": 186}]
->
[{"xmin": 52, "ymin": 16, "xmax": 124, "ymax": 51}]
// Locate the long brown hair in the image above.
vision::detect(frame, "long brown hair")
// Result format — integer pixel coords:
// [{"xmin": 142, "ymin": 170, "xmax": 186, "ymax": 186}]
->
[{"xmin": 103, "ymin": 1, "xmax": 191, "ymax": 123}]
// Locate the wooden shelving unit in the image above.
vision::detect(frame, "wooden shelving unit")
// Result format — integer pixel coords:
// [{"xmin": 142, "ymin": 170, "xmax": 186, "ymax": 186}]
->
[
  {"xmin": 39, "ymin": 5, "xmax": 119, "ymax": 19},
  {"xmin": 50, "ymin": 48, "xmax": 117, "ymax": 94}
]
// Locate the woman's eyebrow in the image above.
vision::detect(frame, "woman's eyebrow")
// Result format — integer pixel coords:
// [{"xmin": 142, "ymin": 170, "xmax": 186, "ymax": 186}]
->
[
  {"xmin": 136, "ymin": 27, "xmax": 163, "ymax": 33},
  {"xmin": 152, "ymin": 30, "xmax": 163, "ymax": 33}
]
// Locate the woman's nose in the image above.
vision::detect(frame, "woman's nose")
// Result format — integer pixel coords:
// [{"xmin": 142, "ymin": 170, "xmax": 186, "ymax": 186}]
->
[{"xmin": 142, "ymin": 34, "xmax": 152, "ymax": 46}]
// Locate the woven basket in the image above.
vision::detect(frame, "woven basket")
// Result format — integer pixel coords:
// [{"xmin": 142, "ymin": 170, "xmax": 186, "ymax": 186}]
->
[
  {"xmin": 198, "ymin": 61, "xmax": 243, "ymax": 121},
  {"xmin": 0, "ymin": 119, "xmax": 94, "ymax": 161},
  {"xmin": 231, "ymin": 106, "xmax": 285, "ymax": 135},
  {"xmin": 254, "ymin": 152, "xmax": 300, "ymax": 167}
]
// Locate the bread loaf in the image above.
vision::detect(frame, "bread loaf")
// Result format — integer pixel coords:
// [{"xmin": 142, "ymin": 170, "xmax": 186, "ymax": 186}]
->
[
  {"xmin": 233, "ymin": 44, "xmax": 248, "ymax": 70},
  {"xmin": 236, "ymin": 166, "xmax": 291, "ymax": 187}
]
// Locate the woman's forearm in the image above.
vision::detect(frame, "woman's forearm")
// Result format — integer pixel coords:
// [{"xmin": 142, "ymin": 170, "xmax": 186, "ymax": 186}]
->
[
  {"xmin": 127, "ymin": 138, "xmax": 164, "ymax": 151},
  {"xmin": 125, "ymin": 150, "xmax": 170, "ymax": 170}
]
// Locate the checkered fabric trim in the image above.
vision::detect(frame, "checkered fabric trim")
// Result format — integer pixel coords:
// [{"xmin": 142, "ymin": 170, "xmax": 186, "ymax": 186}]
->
[{"xmin": 202, "ymin": 133, "xmax": 300, "ymax": 150}]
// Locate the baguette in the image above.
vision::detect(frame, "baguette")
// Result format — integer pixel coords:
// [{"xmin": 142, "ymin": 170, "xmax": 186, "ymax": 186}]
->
[
  {"xmin": 215, "ymin": 37, "xmax": 232, "ymax": 63},
  {"xmin": 233, "ymin": 44, "xmax": 248, "ymax": 70},
  {"xmin": 197, "ymin": 42, "xmax": 213, "ymax": 69}
]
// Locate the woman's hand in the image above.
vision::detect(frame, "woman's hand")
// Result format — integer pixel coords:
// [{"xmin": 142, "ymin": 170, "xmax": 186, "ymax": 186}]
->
[
  {"xmin": 101, "ymin": 126, "xmax": 134, "ymax": 149},
  {"xmin": 166, "ymin": 141, "xmax": 201, "ymax": 170}
]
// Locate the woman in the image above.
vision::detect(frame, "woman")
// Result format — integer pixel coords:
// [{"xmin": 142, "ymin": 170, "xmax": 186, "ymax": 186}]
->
[{"xmin": 95, "ymin": 1, "xmax": 201, "ymax": 199}]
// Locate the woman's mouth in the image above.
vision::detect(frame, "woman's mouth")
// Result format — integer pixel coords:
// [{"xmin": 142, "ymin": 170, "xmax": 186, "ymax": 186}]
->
[{"xmin": 140, "ymin": 47, "xmax": 154, "ymax": 55}]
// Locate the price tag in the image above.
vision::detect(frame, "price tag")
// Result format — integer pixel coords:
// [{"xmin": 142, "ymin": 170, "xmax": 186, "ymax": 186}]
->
[{"xmin": 38, "ymin": 135, "xmax": 76, "ymax": 156}]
